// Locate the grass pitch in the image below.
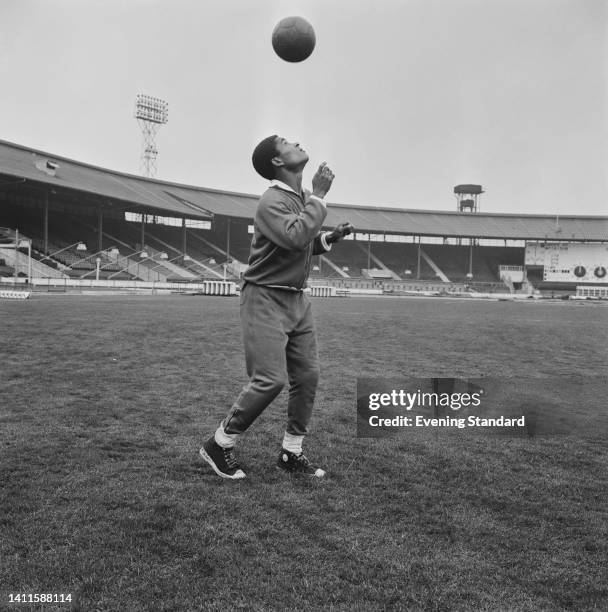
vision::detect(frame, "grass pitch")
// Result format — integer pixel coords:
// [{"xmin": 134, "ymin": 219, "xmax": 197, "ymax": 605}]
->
[{"xmin": 1, "ymin": 295, "xmax": 607, "ymax": 611}]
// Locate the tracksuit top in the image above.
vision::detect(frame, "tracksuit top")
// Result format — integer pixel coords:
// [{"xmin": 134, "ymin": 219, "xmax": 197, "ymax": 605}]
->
[{"xmin": 242, "ymin": 184, "xmax": 330, "ymax": 290}]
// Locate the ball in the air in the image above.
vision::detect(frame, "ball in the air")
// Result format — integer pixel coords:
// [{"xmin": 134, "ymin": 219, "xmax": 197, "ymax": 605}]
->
[{"xmin": 272, "ymin": 16, "xmax": 316, "ymax": 63}]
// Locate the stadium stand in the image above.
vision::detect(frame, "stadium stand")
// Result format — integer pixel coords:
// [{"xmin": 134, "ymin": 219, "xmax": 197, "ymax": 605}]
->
[
  {"xmin": 0, "ymin": 260, "xmax": 14, "ymax": 276},
  {"xmin": 1, "ymin": 138, "xmax": 607, "ymax": 292},
  {"xmin": 322, "ymin": 240, "xmax": 368, "ymax": 277},
  {"xmin": 363, "ymin": 242, "xmax": 417, "ymax": 279},
  {"xmin": 420, "ymin": 245, "xmax": 493, "ymax": 282}
]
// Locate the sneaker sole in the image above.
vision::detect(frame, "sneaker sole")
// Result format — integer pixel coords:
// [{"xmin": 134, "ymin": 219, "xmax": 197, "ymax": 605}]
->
[
  {"xmin": 276, "ymin": 465, "xmax": 326, "ymax": 478},
  {"xmin": 199, "ymin": 447, "xmax": 246, "ymax": 480}
]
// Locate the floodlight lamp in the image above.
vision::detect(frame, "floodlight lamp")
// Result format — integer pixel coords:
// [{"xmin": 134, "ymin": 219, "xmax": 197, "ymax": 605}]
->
[
  {"xmin": 135, "ymin": 93, "xmax": 168, "ymax": 124},
  {"xmin": 140, "ymin": 251, "xmax": 148, "ymax": 258},
  {"xmin": 109, "ymin": 247, "xmax": 120, "ymax": 255},
  {"xmin": 160, "ymin": 252, "xmax": 168, "ymax": 260},
  {"xmin": 209, "ymin": 258, "xmax": 216, "ymax": 264},
  {"xmin": 183, "ymin": 255, "xmax": 192, "ymax": 261},
  {"xmin": 76, "ymin": 242, "xmax": 87, "ymax": 251},
  {"xmin": 342, "ymin": 266, "xmax": 349, "ymax": 272},
  {"xmin": 313, "ymin": 265, "xmax": 320, "ymax": 271}
]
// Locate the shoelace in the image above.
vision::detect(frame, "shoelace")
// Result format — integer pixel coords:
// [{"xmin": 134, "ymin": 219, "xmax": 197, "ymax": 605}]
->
[
  {"xmin": 223, "ymin": 448, "xmax": 239, "ymax": 470},
  {"xmin": 295, "ymin": 454, "xmax": 311, "ymax": 467}
]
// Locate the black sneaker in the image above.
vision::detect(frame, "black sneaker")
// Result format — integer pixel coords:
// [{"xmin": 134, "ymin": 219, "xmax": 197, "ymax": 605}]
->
[
  {"xmin": 200, "ymin": 436, "xmax": 246, "ymax": 480},
  {"xmin": 276, "ymin": 448, "xmax": 326, "ymax": 478}
]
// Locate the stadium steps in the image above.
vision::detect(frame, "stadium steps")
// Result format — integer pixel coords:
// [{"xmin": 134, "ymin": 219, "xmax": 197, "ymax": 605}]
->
[
  {"xmin": 127, "ymin": 253, "xmax": 174, "ymax": 282},
  {"xmin": 322, "ymin": 240, "xmax": 371, "ymax": 277},
  {"xmin": 148, "ymin": 227, "xmax": 234, "ymax": 279},
  {"xmin": 502, "ymin": 275, "xmax": 515, "ymax": 293},
  {"xmin": 185, "ymin": 259, "xmax": 229, "ymax": 279},
  {"xmin": 70, "ymin": 224, "xmax": 165, "ymax": 282},
  {"xmin": 318, "ymin": 254, "xmax": 350, "ymax": 277},
  {"xmin": 29, "ymin": 245, "xmax": 68, "ymax": 271},
  {"xmin": 144, "ymin": 227, "xmax": 237, "ymax": 279},
  {"xmin": 186, "ymin": 230, "xmax": 236, "ymax": 262},
  {"xmin": 354, "ymin": 242, "xmax": 400, "ymax": 279},
  {"xmin": 200, "ymin": 221, "xmax": 251, "ymax": 263},
  {"xmin": 139, "ymin": 232, "xmax": 225, "ymax": 280},
  {"xmin": 77, "ymin": 220, "xmax": 136, "ymax": 255},
  {"xmin": 365, "ymin": 243, "xmax": 412, "ymax": 278},
  {"xmin": 134, "ymin": 244, "xmax": 198, "ymax": 280},
  {"xmin": 0, "ymin": 246, "xmax": 68, "ymax": 279},
  {"xmin": 106, "ymin": 255, "xmax": 167, "ymax": 282},
  {"xmin": 71, "ymin": 221, "xmax": 168, "ymax": 282},
  {"xmin": 185, "ymin": 231, "xmax": 242, "ymax": 278},
  {"xmin": 74, "ymin": 251, "xmax": 137, "ymax": 279},
  {"xmin": 419, "ymin": 249, "xmax": 450, "ymax": 282},
  {"xmin": 421, "ymin": 244, "xmax": 495, "ymax": 282}
]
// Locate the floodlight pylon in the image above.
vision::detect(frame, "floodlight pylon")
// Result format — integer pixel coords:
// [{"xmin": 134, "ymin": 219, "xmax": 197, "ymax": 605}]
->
[{"xmin": 134, "ymin": 94, "xmax": 169, "ymax": 178}]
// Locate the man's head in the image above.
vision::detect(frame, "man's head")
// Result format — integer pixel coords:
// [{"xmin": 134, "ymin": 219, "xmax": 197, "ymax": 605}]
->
[{"xmin": 252, "ymin": 135, "xmax": 308, "ymax": 180}]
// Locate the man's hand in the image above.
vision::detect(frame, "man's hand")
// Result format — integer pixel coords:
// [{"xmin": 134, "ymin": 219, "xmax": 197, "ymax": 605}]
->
[
  {"xmin": 312, "ymin": 162, "xmax": 335, "ymax": 199},
  {"xmin": 326, "ymin": 222, "xmax": 354, "ymax": 244}
]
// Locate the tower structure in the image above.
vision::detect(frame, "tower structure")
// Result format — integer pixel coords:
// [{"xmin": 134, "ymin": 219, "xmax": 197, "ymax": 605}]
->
[
  {"xmin": 134, "ymin": 94, "xmax": 168, "ymax": 178},
  {"xmin": 454, "ymin": 184, "xmax": 484, "ymax": 212}
]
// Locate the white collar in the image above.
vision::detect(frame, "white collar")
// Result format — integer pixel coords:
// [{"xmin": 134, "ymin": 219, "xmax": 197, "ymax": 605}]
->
[{"xmin": 269, "ymin": 179, "xmax": 299, "ymax": 195}]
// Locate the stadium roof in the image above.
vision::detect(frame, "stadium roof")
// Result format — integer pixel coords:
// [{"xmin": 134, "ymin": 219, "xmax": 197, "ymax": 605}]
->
[
  {"xmin": 324, "ymin": 205, "xmax": 608, "ymax": 242},
  {"xmin": 0, "ymin": 139, "xmax": 257, "ymax": 220},
  {"xmin": 1, "ymin": 139, "xmax": 607, "ymax": 241}
]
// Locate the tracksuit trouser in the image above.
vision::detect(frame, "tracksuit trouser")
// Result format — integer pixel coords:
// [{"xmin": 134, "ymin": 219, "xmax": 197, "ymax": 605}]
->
[{"xmin": 222, "ymin": 283, "xmax": 320, "ymax": 437}]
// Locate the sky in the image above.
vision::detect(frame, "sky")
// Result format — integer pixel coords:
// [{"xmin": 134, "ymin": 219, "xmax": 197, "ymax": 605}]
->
[{"xmin": 0, "ymin": 0, "xmax": 606, "ymax": 215}]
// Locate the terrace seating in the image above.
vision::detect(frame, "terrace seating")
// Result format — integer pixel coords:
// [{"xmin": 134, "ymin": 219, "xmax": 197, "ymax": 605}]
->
[
  {"xmin": 0, "ymin": 260, "xmax": 15, "ymax": 276},
  {"xmin": 323, "ymin": 241, "xmax": 368, "ymax": 277},
  {"xmin": 0, "ymin": 206, "xmax": 528, "ymax": 287}
]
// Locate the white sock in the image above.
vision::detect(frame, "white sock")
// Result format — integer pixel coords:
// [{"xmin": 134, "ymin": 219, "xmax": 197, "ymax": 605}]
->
[
  {"xmin": 282, "ymin": 432, "xmax": 304, "ymax": 455},
  {"xmin": 214, "ymin": 425, "xmax": 238, "ymax": 448}
]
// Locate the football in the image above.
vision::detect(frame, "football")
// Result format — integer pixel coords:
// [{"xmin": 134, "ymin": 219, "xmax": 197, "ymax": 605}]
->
[{"xmin": 271, "ymin": 16, "xmax": 316, "ymax": 63}]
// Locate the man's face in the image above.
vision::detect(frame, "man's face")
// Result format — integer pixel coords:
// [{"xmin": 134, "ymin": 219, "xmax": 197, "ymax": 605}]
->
[{"xmin": 273, "ymin": 137, "xmax": 309, "ymax": 172}]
